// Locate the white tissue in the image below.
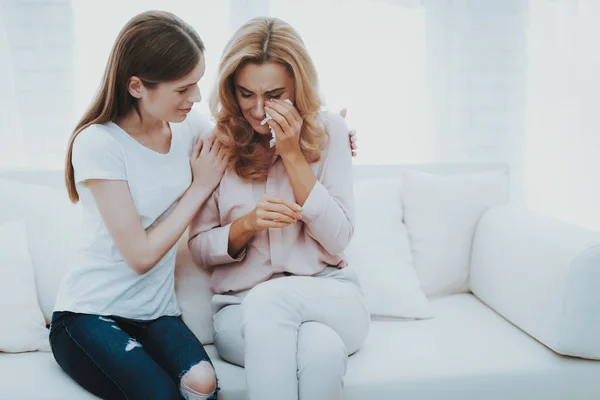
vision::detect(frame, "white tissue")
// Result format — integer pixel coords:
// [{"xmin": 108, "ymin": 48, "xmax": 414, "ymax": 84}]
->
[{"xmin": 261, "ymin": 99, "xmax": 293, "ymax": 148}]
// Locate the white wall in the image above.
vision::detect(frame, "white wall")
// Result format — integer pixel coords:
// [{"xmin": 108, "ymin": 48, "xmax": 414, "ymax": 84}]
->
[
  {"xmin": 1, "ymin": 0, "xmax": 75, "ymax": 168},
  {"xmin": 524, "ymin": 0, "xmax": 600, "ymax": 229},
  {"xmin": 0, "ymin": 1, "xmax": 25, "ymax": 166},
  {"xmin": 424, "ymin": 0, "xmax": 528, "ymax": 201},
  {"xmin": 0, "ymin": 0, "xmax": 431, "ymax": 168},
  {"xmin": 2, "ymin": 0, "xmax": 598, "ymax": 229}
]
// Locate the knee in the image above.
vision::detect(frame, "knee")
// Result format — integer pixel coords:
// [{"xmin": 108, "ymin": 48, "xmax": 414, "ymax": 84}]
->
[
  {"xmin": 297, "ymin": 322, "xmax": 348, "ymax": 376},
  {"xmin": 213, "ymin": 314, "xmax": 245, "ymax": 367},
  {"xmin": 181, "ymin": 361, "xmax": 217, "ymax": 397}
]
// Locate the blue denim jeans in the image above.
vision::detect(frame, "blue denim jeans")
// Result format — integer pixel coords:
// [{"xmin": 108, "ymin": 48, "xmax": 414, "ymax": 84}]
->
[{"xmin": 49, "ymin": 311, "xmax": 218, "ymax": 400}]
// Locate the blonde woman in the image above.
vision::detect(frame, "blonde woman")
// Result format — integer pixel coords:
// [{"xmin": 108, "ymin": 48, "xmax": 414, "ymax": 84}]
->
[{"xmin": 188, "ymin": 17, "xmax": 370, "ymax": 400}]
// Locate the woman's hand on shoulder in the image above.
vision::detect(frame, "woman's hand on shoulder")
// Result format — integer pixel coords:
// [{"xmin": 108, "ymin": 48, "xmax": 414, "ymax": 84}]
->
[
  {"xmin": 340, "ymin": 108, "xmax": 358, "ymax": 157},
  {"xmin": 189, "ymin": 135, "xmax": 229, "ymax": 193}
]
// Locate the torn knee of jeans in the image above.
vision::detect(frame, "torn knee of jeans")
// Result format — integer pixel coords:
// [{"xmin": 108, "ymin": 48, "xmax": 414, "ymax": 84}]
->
[{"xmin": 180, "ymin": 361, "xmax": 218, "ymax": 398}]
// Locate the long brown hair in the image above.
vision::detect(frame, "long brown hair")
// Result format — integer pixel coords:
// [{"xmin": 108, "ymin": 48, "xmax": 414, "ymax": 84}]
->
[
  {"xmin": 210, "ymin": 17, "xmax": 327, "ymax": 181},
  {"xmin": 65, "ymin": 11, "xmax": 205, "ymax": 203}
]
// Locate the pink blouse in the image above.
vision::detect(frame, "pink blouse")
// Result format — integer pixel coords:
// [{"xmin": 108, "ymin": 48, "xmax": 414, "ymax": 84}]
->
[{"xmin": 188, "ymin": 112, "xmax": 355, "ymax": 294}]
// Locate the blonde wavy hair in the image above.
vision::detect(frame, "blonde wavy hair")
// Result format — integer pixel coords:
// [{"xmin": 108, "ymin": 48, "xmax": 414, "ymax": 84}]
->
[{"xmin": 210, "ymin": 17, "xmax": 327, "ymax": 181}]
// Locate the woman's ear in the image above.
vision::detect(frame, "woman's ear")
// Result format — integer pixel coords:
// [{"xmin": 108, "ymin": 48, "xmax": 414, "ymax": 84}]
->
[{"xmin": 128, "ymin": 76, "xmax": 143, "ymax": 99}]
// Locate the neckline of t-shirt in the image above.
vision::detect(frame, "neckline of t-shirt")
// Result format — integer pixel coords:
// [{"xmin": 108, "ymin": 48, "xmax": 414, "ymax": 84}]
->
[{"xmin": 109, "ymin": 121, "xmax": 174, "ymax": 157}]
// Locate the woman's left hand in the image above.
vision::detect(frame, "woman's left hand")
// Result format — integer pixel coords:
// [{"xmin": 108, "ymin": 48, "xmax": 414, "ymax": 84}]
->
[
  {"xmin": 264, "ymin": 99, "xmax": 303, "ymax": 160},
  {"xmin": 340, "ymin": 108, "xmax": 358, "ymax": 157}
]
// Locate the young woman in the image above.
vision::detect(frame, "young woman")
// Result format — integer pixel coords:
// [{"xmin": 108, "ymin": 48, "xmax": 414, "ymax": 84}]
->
[
  {"xmin": 50, "ymin": 11, "xmax": 222, "ymax": 400},
  {"xmin": 188, "ymin": 17, "xmax": 370, "ymax": 400}
]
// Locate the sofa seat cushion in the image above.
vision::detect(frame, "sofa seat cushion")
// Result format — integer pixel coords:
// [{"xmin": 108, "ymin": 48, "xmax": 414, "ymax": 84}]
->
[
  {"xmin": 342, "ymin": 294, "xmax": 600, "ymax": 400},
  {"xmin": 0, "ymin": 351, "xmax": 99, "ymax": 400},
  {"xmin": 212, "ymin": 294, "xmax": 600, "ymax": 400},
  {"xmin": 2, "ymin": 295, "xmax": 600, "ymax": 400}
]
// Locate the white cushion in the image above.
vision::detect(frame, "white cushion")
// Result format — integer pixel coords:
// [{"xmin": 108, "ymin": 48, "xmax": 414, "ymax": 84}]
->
[
  {"xmin": 0, "ymin": 177, "xmax": 81, "ymax": 324},
  {"xmin": 471, "ymin": 205, "xmax": 600, "ymax": 360},
  {"xmin": 0, "ymin": 352, "xmax": 99, "ymax": 399},
  {"xmin": 0, "ymin": 218, "xmax": 50, "ymax": 353},
  {"xmin": 402, "ymin": 170, "xmax": 508, "ymax": 297},
  {"xmin": 346, "ymin": 178, "xmax": 432, "ymax": 319},
  {"xmin": 175, "ymin": 230, "xmax": 214, "ymax": 345}
]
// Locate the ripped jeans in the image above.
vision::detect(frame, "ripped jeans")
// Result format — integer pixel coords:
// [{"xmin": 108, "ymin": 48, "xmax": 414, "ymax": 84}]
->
[{"xmin": 49, "ymin": 311, "xmax": 218, "ymax": 400}]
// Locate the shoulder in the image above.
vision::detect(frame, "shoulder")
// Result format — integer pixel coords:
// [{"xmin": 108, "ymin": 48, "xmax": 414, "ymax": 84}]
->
[
  {"xmin": 319, "ymin": 110, "xmax": 347, "ymax": 132},
  {"xmin": 73, "ymin": 123, "xmax": 123, "ymax": 156},
  {"xmin": 318, "ymin": 111, "xmax": 349, "ymax": 149},
  {"xmin": 71, "ymin": 123, "xmax": 126, "ymax": 181},
  {"xmin": 183, "ymin": 109, "xmax": 215, "ymax": 140}
]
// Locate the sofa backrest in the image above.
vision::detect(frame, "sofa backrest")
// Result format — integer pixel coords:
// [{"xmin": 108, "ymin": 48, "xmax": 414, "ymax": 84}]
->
[{"xmin": 0, "ymin": 163, "xmax": 508, "ymax": 343}]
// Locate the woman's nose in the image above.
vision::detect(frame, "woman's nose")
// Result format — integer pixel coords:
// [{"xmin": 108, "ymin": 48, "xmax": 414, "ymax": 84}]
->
[
  {"xmin": 254, "ymin": 98, "xmax": 265, "ymax": 118},
  {"xmin": 188, "ymin": 85, "xmax": 202, "ymax": 103}
]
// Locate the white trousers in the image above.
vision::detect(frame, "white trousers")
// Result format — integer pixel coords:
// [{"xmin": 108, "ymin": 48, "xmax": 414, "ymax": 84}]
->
[{"xmin": 212, "ymin": 267, "xmax": 370, "ymax": 400}]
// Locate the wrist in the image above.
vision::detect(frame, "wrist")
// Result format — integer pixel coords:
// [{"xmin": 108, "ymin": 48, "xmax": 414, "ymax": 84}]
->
[
  {"xmin": 241, "ymin": 213, "xmax": 257, "ymax": 233},
  {"xmin": 187, "ymin": 184, "xmax": 212, "ymax": 203},
  {"xmin": 281, "ymin": 150, "xmax": 305, "ymax": 166}
]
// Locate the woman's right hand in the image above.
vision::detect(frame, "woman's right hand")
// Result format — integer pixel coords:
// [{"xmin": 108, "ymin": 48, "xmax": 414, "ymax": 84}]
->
[
  {"xmin": 190, "ymin": 136, "xmax": 228, "ymax": 192},
  {"xmin": 244, "ymin": 194, "xmax": 303, "ymax": 232}
]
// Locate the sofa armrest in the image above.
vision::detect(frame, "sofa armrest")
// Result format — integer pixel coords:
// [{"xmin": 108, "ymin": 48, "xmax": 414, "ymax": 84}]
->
[{"xmin": 470, "ymin": 205, "xmax": 600, "ymax": 360}]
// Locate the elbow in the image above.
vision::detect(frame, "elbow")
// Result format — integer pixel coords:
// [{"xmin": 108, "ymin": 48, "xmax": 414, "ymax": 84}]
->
[
  {"xmin": 308, "ymin": 219, "xmax": 355, "ymax": 255},
  {"xmin": 326, "ymin": 230, "xmax": 354, "ymax": 255},
  {"xmin": 325, "ymin": 243, "xmax": 345, "ymax": 257},
  {"xmin": 329, "ymin": 223, "xmax": 355, "ymax": 255},
  {"xmin": 327, "ymin": 240, "xmax": 350, "ymax": 256},
  {"xmin": 127, "ymin": 251, "xmax": 158, "ymax": 275},
  {"xmin": 130, "ymin": 258, "xmax": 155, "ymax": 275},
  {"xmin": 191, "ymin": 251, "xmax": 210, "ymax": 270},
  {"xmin": 188, "ymin": 236, "xmax": 211, "ymax": 270}
]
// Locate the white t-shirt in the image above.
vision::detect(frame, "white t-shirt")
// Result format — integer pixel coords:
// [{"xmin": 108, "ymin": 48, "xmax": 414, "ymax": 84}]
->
[{"xmin": 53, "ymin": 111, "xmax": 214, "ymax": 320}]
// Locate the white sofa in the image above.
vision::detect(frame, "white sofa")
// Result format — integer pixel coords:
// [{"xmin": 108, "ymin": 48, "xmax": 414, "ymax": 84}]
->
[{"xmin": 1, "ymin": 163, "xmax": 600, "ymax": 400}]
